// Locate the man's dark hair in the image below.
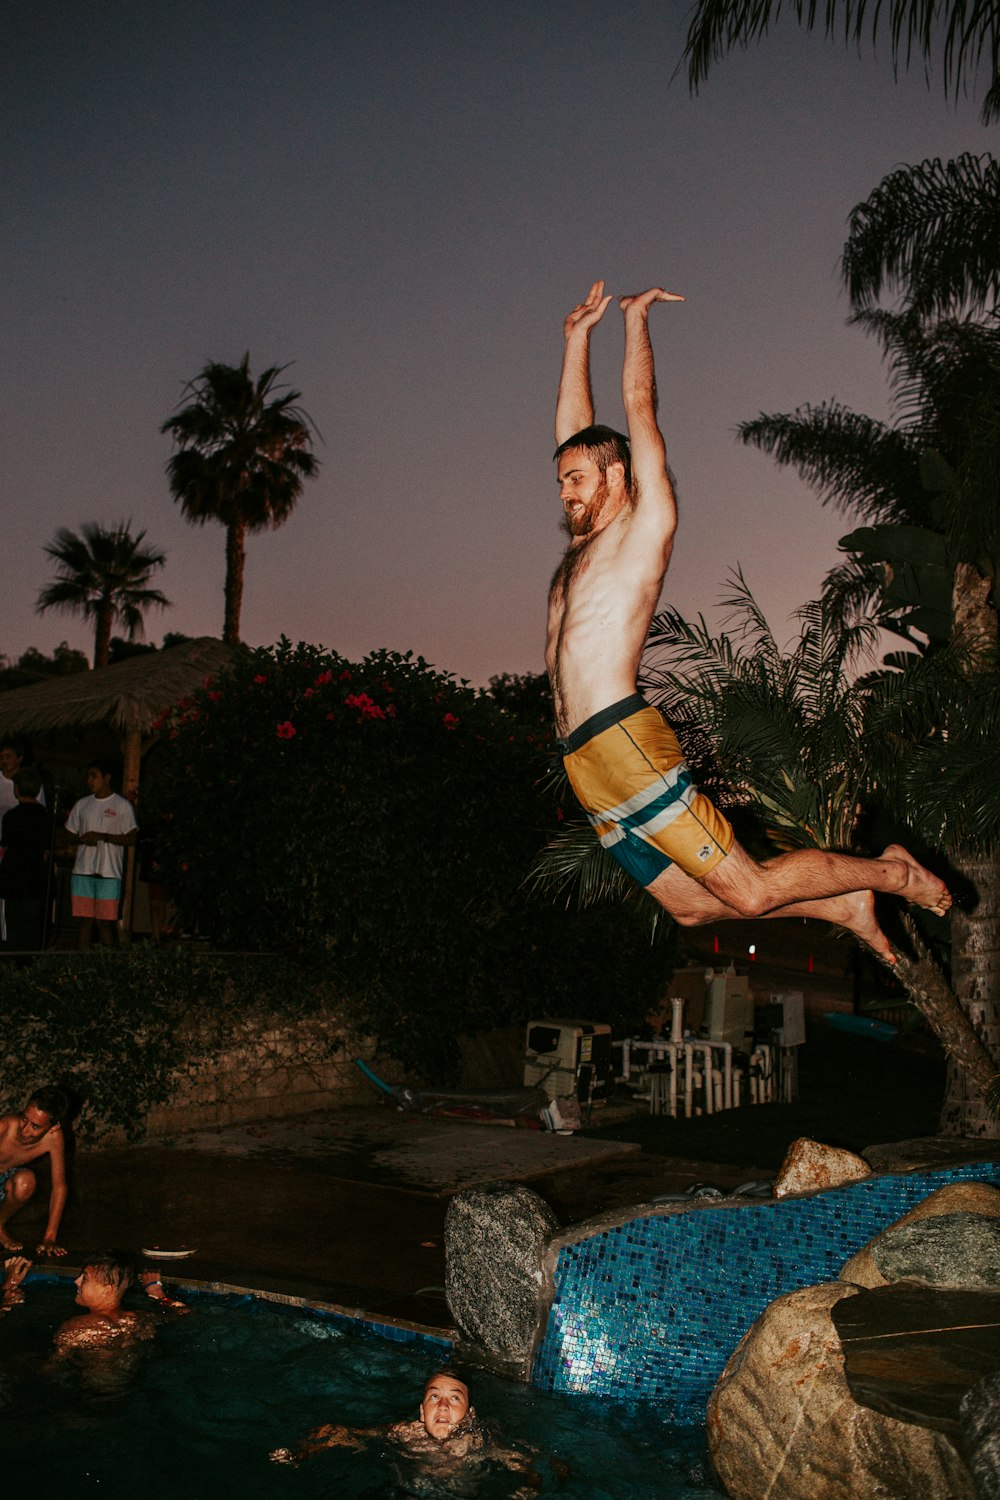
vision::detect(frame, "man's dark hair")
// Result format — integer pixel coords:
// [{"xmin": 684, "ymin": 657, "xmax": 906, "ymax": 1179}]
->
[
  {"xmin": 27, "ymin": 1085, "xmax": 70, "ymax": 1124},
  {"xmin": 554, "ymin": 424, "xmax": 632, "ymax": 490},
  {"xmin": 1, "ymin": 736, "xmax": 34, "ymax": 764},
  {"xmin": 83, "ymin": 1249, "xmax": 137, "ymax": 1293},
  {"xmin": 87, "ymin": 757, "xmax": 121, "ymax": 786},
  {"xmin": 12, "ymin": 767, "xmax": 42, "ymax": 799}
]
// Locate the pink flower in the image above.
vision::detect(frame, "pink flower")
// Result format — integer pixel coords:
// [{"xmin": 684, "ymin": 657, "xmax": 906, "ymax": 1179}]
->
[
  {"xmin": 345, "ymin": 692, "xmax": 386, "ymax": 721},
  {"xmin": 276, "ymin": 721, "xmax": 297, "ymax": 739},
  {"xmin": 338, "ymin": 669, "xmax": 352, "ymax": 682},
  {"xmin": 442, "ymin": 713, "xmax": 460, "ymax": 731},
  {"xmin": 208, "ymin": 690, "xmax": 222, "ymax": 703},
  {"xmin": 254, "ymin": 674, "xmax": 268, "ymax": 685},
  {"xmin": 303, "ymin": 687, "xmax": 316, "ymax": 698},
  {"xmin": 315, "ymin": 670, "xmax": 334, "ymax": 686}
]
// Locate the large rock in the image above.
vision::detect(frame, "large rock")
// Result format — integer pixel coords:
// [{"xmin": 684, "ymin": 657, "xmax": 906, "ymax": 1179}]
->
[
  {"xmin": 773, "ymin": 1137, "xmax": 870, "ymax": 1198},
  {"xmin": 444, "ymin": 1181, "xmax": 556, "ymax": 1379},
  {"xmin": 874, "ymin": 1213, "xmax": 1000, "ymax": 1288},
  {"xmin": 864, "ymin": 1137, "xmax": 1000, "ymax": 1174},
  {"xmin": 841, "ymin": 1182, "xmax": 1000, "ymax": 1289},
  {"xmin": 707, "ymin": 1282, "xmax": 974, "ymax": 1500},
  {"xmin": 961, "ymin": 1369, "xmax": 1000, "ymax": 1500}
]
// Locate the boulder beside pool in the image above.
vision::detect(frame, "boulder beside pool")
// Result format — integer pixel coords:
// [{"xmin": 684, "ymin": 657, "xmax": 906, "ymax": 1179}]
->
[
  {"xmin": 839, "ymin": 1180, "xmax": 1000, "ymax": 1288},
  {"xmin": 773, "ymin": 1136, "xmax": 870, "ymax": 1198},
  {"xmin": 444, "ymin": 1181, "xmax": 556, "ymax": 1379},
  {"xmin": 706, "ymin": 1282, "xmax": 975, "ymax": 1500}
]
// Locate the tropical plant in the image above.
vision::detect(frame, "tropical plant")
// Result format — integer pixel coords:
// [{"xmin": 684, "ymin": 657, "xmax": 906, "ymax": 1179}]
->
[
  {"xmin": 683, "ymin": 2, "xmax": 1000, "ymax": 124},
  {"xmin": 161, "ymin": 354, "xmax": 319, "ymax": 645},
  {"xmin": 735, "ymin": 267, "xmax": 1000, "ymax": 1132},
  {"xmin": 842, "ymin": 153, "xmax": 1000, "ymax": 317},
  {"xmin": 36, "ymin": 521, "xmax": 169, "ymax": 669}
]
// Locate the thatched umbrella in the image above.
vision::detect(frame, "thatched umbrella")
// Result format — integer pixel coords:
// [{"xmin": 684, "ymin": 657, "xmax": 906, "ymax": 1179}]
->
[
  {"xmin": 0, "ymin": 636, "xmax": 236, "ymax": 791},
  {"xmin": 0, "ymin": 637, "xmax": 237, "ymax": 938}
]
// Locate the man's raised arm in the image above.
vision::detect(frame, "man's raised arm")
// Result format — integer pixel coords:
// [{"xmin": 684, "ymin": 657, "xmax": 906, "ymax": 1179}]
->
[
  {"xmin": 619, "ymin": 288, "xmax": 683, "ymax": 518},
  {"xmin": 555, "ymin": 280, "xmax": 613, "ymax": 446}
]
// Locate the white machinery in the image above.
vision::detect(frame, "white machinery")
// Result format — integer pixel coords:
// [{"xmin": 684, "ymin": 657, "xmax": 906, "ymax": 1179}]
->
[
  {"xmin": 523, "ymin": 1019, "xmax": 613, "ymax": 1104},
  {"xmin": 704, "ymin": 970, "xmax": 753, "ymax": 1048}
]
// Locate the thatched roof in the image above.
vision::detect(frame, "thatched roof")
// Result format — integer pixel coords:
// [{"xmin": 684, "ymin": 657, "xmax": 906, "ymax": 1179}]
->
[{"xmin": 0, "ymin": 637, "xmax": 238, "ymax": 738}]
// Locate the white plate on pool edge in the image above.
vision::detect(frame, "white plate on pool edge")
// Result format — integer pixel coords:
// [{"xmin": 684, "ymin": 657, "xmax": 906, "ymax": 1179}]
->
[{"xmin": 141, "ymin": 1247, "xmax": 197, "ymax": 1259}]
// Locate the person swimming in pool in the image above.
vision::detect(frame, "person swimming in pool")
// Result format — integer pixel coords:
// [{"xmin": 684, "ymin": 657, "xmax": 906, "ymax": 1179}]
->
[
  {"xmin": 271, "ymin": 1369, "xmax": 539, "ymax": 1492},
  {"xmin": 1, "ymin": 1248, "xmax": 187, "ymax": 1352},
  {"xmin": 546, "ymin": 280, "xmax": 951, "ymax": 964}
]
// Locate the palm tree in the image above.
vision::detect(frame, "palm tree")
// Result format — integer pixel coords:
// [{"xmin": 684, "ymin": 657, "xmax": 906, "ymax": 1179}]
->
[
  {"xmin": 161, "ymin": 354, "xmax": 319, "ymax": 645},
  {"xmin": 842, "ymin": 153, "xmax": 1000, "ymax": 318},
  {"xmin": 36, "ymin": 522, "xmax": 169, "ymax": 669},
  {"xmin": 683, "ymin": 2, "xmax": 1000, "ymax": 124},
  {"xmin": 735, "ymin": 304, "xmax": 1000, "ymax": 1134}
]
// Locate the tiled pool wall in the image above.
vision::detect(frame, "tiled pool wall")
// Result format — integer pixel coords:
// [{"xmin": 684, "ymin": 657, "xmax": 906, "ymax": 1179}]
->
[{"xmin": 531, "ymin": 1162, "xmax": 1000, "ymax": 1423}]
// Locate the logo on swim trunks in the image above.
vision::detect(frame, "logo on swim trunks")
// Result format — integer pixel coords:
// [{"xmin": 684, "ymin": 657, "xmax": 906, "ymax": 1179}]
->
[{"xmin": 697, "ymin": 844, "xmax": 713, "ymax": 862}]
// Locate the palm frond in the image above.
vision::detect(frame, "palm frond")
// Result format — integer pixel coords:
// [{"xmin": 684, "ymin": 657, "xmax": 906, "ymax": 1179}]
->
[
  {"xmin": 843, "ymin": 153, "xmax": 1000, "ymax": 314},
  {"xmin": 737, "ymin": 404, "xmax": 928, "ymax": 523},
  {"xmin": 682, "ymin": 4, "xmax": 1000, "ymax": 126}
]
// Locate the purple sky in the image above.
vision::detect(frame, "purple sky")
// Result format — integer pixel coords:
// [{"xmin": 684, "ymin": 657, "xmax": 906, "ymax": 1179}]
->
[{"xmin": 4, "ymin": 3, "xmax": 995, "ymax": 685}]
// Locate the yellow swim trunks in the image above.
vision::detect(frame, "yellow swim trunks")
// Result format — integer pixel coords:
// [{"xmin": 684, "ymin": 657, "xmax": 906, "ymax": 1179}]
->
[{"xmin": 560, "ymin": 694, "xmax": 734, "ymax": 885}]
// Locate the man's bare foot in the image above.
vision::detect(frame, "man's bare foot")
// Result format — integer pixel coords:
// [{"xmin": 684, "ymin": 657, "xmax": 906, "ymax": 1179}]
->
[
  {"xmin": 0, "ymin": 1230, "xmax": 23, "ymax": 1252},
  {"xmin": 827, "ymin": 889, "xmax": 898, "ymax": 965},
  {"xmin": 883, "ymin": 844, "xmax": 952, "ymax": 916}
]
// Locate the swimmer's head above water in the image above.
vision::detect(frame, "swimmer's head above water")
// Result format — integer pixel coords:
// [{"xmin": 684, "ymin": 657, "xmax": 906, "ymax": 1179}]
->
[{"xmin": 419, "ymin": 1370, "xmax": 473, "ymax": 1440}]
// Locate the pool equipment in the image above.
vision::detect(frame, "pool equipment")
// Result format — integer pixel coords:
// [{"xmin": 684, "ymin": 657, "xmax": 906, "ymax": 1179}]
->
[{"xmin": 522, "ymin": 1019, "xmax": 613, "ymax": 1105}]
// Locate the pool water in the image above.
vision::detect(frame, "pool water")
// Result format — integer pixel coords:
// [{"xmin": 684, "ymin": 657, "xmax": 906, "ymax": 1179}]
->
[{"xmin": 2, "ymin": 1284, "xmax": 725, "ymax": 1497}]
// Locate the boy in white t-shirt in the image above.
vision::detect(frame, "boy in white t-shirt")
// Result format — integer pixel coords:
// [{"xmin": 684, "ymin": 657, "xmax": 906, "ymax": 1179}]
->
[{"xmin": 65, "ymin": 761, "xmax": 138, "ymax": 948}]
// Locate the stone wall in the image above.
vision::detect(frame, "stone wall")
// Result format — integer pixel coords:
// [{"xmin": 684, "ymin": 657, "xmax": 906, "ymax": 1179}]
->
[{"xmin": 144, "ymin": 1008, "xmax": 402, "ymax": 1133}]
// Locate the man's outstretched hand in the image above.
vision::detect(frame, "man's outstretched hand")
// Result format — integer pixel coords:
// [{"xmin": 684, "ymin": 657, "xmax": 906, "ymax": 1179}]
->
[
  {"xmin": 619, "ymin": 288, "xmax": 685, "ymax": 314},
  {"xmin": 564, "ymin": 279, "xmax": 613, "ymax": 340}
]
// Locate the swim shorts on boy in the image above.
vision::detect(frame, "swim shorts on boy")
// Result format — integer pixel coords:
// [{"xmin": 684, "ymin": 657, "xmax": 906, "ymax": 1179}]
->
[
  {"xmin": 560, "ymin": 694, "xmax": 734, "ymax": 885},
  {"xmin": 71, "ymin": 874, "xmax": 122, "ymax": 921}
]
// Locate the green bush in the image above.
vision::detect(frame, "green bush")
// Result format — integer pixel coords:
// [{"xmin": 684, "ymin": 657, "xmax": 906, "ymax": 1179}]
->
[
  {"xmin": 0, "ymin": 948, "xmax": 343, "ymax": 1140},
  {"xmin": 145, "ymin": 641, "xmax": 674, "ymax": 1081}
]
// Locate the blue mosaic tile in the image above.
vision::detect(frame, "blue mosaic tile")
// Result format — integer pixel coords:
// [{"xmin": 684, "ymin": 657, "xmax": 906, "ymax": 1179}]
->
[{"xmin": 531, "ymin": 1163, "xmax": 1000, "ymax": 1422}]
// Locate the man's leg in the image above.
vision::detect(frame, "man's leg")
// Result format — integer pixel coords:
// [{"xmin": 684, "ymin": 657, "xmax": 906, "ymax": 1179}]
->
[
  {"xmin": 703, "ymin": 839, "xmax": 950, "ymax": 920},
  {"xmin": 645, "ymin": 839, "xmax": 948, "ymax": 963},
  {"xmin": 0, "ymin": 1169, "xmax": 36, "ymax": 1251}
]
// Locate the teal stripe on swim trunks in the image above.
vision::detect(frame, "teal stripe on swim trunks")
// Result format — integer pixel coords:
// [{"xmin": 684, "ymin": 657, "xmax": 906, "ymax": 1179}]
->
[{"xmin": 589, "ymin": 763, "xmax": 699, "ymax": 850}]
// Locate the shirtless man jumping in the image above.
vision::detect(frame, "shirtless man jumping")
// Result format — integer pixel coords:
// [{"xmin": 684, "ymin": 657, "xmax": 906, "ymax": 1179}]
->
[
  {"xmin": 546, "ymin": 280, "xmax": 951, "ymax": 962},
  {"xmin": 0, "ymin": 1085, "xmax": 68, "ymax": 1255}
]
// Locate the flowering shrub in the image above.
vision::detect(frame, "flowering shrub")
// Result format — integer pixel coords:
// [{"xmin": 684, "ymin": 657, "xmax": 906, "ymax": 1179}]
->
[{"xmin": 146, "ymin": 640, "xmax": 671, "ymax": 1081}]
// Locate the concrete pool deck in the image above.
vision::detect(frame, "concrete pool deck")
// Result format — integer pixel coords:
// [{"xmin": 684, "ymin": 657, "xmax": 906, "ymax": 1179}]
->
[{"xmin": 8, "ymin": 1014, "xmax": 953, "ymax": 1335}]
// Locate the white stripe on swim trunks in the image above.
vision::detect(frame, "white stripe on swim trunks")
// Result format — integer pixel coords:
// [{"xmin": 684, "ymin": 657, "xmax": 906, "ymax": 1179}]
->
[{"xmin": 589, "ymin": 758, "xmax": 692, "ymax": 827}]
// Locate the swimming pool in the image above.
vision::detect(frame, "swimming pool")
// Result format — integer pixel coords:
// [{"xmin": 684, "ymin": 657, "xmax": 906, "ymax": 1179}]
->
[{"xmin": 2, "ymin": 1281, "xmax": 725, "ymax": 1497}]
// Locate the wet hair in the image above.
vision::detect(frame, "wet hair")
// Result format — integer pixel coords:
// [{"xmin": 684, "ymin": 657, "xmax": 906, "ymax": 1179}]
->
[
  {"xmin": 554, "ymin": 424, "xmax": 632, "ymax": 490},
  {"xmin": 423, "ymin": 1368, "xmax": 470, "ymax": 1398},
  {"xmin": 82, "ymin": 1250, "xmax": 137, "ymax": 1293},
  {"xmin": 27, "ymin": 1085, "xmax": 70, "ymax": 1124},
  {"xmin": 13, "ymin": 767, "xmax": 42, "ymax": 799}
]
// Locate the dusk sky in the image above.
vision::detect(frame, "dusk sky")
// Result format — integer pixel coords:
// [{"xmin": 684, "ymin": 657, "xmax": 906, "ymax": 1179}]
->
[{"xmin": 4, "ymin": 3, "xmax": 996, "ymax": 686}]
